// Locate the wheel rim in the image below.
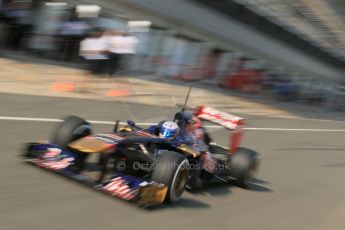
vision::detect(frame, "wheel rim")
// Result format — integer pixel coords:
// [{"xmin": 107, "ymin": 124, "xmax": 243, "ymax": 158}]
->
[{"xmin": 171, "ymin": 161, "xmax": 189, "ymax": 201}]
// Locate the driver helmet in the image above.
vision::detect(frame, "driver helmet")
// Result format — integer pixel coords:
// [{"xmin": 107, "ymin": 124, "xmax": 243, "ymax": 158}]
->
[{"xmin": 159, "ymin": 121, "xmax": 179, "ymax": 139}]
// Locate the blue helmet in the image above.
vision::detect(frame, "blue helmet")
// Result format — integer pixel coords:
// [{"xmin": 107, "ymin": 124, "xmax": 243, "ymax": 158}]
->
[{"xmin": 159, "ymin": 121, "xmax": 179, "ymax": 139}]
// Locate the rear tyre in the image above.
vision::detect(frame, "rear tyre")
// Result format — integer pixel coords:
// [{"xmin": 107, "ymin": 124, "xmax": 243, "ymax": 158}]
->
[
  {"xmin": 229, "ymin": 147, "xmax": 260, "ymax": 188},
  {"xmin": 50, "ymin": 115, "xmax": 92, "ymax": 148},
  {"xmin": 151, "ymin": 151, "xmax": 189, "ymax": 203}
]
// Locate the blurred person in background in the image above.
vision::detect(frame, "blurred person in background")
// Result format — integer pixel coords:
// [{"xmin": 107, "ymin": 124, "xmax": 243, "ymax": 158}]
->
[
  {"xmin": 58, "ymin": 10, "xmax": 90, "ymax": 61},
  {"xmin": 1, "ymin": 0, "xmax": 33, "ymax": 50},
  {"xmin": 109, "ymin": 32, "xmax": 138, "ymax": 75},
  {"xmin": 0, "ymin": 2, "xmax": 6, "ymax": 47},
  {"xmin": 79, "ymin": 28, "xmax": 108, "ymax": 77},
  {"xmin": 273, "ymin": 75, "xmax": 299, "ymax": 101},
  {"xmin": 102, "ymin": 30, "xmax": 124, "ymax": 75}
]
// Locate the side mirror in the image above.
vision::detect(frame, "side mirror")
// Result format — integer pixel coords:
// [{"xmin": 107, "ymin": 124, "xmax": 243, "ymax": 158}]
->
[{"xmin": 127, "ymin": 120, "xmax": 136, "ymax": 127}]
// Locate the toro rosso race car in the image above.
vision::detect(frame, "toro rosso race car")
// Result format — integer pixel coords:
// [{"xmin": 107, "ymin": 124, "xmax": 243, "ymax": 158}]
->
[{"xmin": 23, "ymin": 106, "xmax": 260, "ymax": 206}]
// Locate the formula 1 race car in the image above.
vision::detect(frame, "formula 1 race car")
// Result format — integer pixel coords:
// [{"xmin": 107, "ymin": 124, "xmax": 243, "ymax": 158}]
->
[{"xmin": 23, "ymin": 106, "xmax": 260, "ymax": 206}]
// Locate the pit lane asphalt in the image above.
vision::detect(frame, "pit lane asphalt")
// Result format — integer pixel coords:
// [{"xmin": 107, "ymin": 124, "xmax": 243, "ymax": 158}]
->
[{"xmin": 1, "ymin": 92, "xmax": 345, "ymax": 230}]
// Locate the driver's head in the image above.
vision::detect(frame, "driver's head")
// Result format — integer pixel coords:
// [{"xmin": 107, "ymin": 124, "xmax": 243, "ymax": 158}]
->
[{"xmin": 159, "ymin": 121, "xmax": 179, "ymax": 139}]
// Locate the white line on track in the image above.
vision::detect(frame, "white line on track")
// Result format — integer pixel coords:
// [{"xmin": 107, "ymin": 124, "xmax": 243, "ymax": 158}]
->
[
  {"xmin": 1, "ymin": 116, "xmax": 345, "ymax": 132},
  {"xmin": 267, "ymin": 115, "xmax": 345, "ymax": 124},
  {"xmin": 244, "ymin": 127, "xmax": 345, "ymax": 132},
  {"xmin": 0, "ymin": 116, "xmax": 61, "ymax": 122}
]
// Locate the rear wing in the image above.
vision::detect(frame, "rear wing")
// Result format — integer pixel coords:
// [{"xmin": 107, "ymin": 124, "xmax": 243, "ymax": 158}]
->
[{"xmin": 195, "ymin": 106, "xmax": 245, "ymax": 153}]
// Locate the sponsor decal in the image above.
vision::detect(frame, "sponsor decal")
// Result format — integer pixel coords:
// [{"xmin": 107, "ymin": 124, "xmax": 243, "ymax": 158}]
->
[
  {"xmin": 103, "ymin": 177, "xmax": 138, "ymax": 200},
  {"xmin": 30, "ymin": 148, "xmax": 75, "ymax": 171},
  {"xmin": 43, "ymin": 148, "xmax": 61, "ymax": 158},
  {"xmin": 32, "ymin": 157, "xmax": 74, "ymax": 171}
]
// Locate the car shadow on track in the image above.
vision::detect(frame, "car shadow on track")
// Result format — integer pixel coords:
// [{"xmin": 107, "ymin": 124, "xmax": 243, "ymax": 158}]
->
[
  {"xmin": 147, "ymin": 198, "xmax": 211, "ymax": 211},
  {"xmin": 249, "ymin": 183, "xmax": 273, "ymax": 192},
  {"xmin": 252, "ymin": 178, "xmax": 270, "ymax": 184},
  {"xmin": 248, "ymin": 178, "xmax": 273, "ymax": 192},
  {"xmin": 185, "ymin": 182, "xmax": 272, "ymax": 201},
  {"xmin": 148, "ymin": 181, "xmax": 272, "ymax": 211},
  {"xmin": 188, "ymin": 183, "xmax": 232, "ymax": 197},
  {"xmin": 188, "ymin": 178, "xmax": 273, "ymax": 195},
  {"xmin": 147, "ymin": 181, "xmax": 273, "ymax": 211}
]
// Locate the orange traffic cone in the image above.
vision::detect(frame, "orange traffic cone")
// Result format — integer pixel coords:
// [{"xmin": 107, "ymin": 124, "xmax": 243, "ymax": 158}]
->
[{"xmin": 51, "ymin": 82, "xmax": 75, "ymax": 92}]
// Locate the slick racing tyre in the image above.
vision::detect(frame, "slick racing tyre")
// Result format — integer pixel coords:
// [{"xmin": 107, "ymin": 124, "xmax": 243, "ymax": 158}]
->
[
  {"xmin": 50, "ymin": 115, "xmax": 92, "ymax": 148},
  {"xmin": 151, "ymin": 151, "xmax": 189, "ymax": 203},
  {"xmin": 229, "ymin": 147, "xmax": 260, "ymax": 188}
]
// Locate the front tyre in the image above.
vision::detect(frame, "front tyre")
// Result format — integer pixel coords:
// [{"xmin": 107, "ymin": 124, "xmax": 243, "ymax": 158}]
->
[
  {"xmin": 151, "ymin": 151, "xmax": 189, "ymax": 203},
  {"xmin": 229, "ymin": 147, "xmax": 260, "ymax": 188},
  {"xmin": 50, "ymin": 115, "xmax": 92, "ymax": 148}
]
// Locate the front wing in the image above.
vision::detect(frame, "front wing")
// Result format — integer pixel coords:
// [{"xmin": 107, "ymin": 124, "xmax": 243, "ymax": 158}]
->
[{"xmin": 23, "ymin": 143, "xmax": 168, "ymax": 207}]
